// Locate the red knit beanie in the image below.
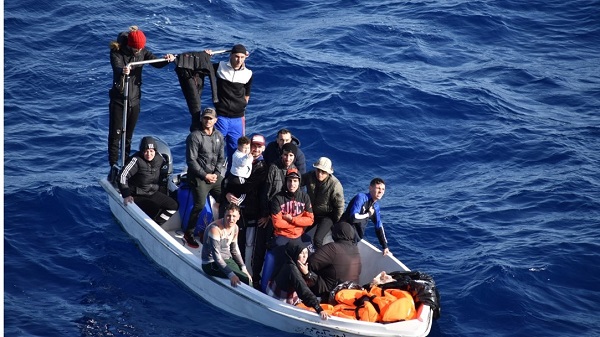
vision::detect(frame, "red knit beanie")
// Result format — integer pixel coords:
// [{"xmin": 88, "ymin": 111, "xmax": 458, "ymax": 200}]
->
[{"xmin": 127, "ymin": 29, "xmax": 146, "ymax": 49}]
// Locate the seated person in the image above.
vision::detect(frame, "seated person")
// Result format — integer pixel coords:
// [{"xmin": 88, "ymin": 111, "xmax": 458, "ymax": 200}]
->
[
  {"xmin": 224, "ymin": 136, "xmax": 254, "ymax": 205},
  {"xmin": 302, "ymin": 157, "xmax": 345, "ymax": 248},
  {"xmin": 308, "ymin": 221, "xmax": 361, "ymax": 301},
  {"xmin": 201, "ymin": 203, "xmax": 252, "ymax": 287},
  {"xmin": 119, "ymin": 136, "xmax": 178, "ymax": 225},
  {"xmin": 266, "ymin": 240, "xmax": 329, "ymax": 320}
]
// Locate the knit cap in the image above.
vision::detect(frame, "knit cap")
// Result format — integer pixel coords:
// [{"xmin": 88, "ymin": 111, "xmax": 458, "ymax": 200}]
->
[
  {"xmin": 127, "ymin": 29, "xmax": 146, "ymax": 49},
  {"xmin": 281, "ymin": 143, "xmax": 297, "ymax": 157},
  {"xmin": 139, "ymin": 136, "xmax": 158, "ymax": 151}
]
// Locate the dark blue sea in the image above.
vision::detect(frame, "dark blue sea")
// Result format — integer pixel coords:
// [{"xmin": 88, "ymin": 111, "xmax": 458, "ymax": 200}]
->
[{"xmin": 4, "ymin": 0, "xmax": 600, "ymax": 336}]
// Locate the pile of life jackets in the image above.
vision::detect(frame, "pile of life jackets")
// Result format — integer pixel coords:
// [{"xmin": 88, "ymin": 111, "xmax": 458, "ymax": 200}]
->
[
  {"xmin": 297, "ymin": 270, "xmax": 441, "ymax": 323},
  {"xmin": 297, "ymin": 285, "xmax": 416, "ymax": 323}
]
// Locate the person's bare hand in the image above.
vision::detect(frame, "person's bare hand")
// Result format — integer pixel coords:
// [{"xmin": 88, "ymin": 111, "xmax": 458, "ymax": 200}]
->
[
  {"xmin": 123, "ymin": 196, "xmax": 134, "ymax": 206},
  {"xmin": 230, "ymin": 274, "xmax": 241, "ymax": 287}
]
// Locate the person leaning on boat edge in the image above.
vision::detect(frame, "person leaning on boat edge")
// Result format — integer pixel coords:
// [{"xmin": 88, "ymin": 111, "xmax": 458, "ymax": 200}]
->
[
  {"xmin": 184, "ymin": 107, "xmax": 225, "ymax": 248},
  {"xmin": 118, "ymin": 136, "xmax": 178, "ymax": 225},
  {"xmin": 201, "ymin": 204, "xmax": 252, "ymax": 287},
  {"xmin": 341, "ymin": 177, "xmax": 390, "ymax": 256},
  {"xmin": 108, "ymin": 25, "xmax": 175, "ymax": 168},
  {"xmin": 204, "ymin": 44, "xmax": 253, "ymax": 171}
]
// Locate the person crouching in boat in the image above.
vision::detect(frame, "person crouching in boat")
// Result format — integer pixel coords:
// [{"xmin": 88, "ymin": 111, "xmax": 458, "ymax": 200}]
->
[
  {"xmin": 307, "ymin": 221, "xmax": 361, "ymax": 302},
  {"xmin": 266, "ymin": 240, "xmax": 329, "ymax": 320},
  {"xmin": 118, "ymin": 136, "xmax": 178, "ymax": 225},
  {"xmin": 201, "ymin": 203, "xmax": 252, "ymax": 287}
]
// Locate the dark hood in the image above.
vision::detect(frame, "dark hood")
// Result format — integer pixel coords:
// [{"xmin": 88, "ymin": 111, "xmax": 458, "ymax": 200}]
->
[
  {"xmin": 284, "ymin": 240, "xmax": 310, "ymax": 263},
  {"xmin": 332, "ymin": 221, "xmax": 356, "ymax": 243}
]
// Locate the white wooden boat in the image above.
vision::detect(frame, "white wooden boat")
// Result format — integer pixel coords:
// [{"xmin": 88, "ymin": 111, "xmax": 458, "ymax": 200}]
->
[
  {"xmin": 101, "ymin": 57, "xmax": 433, "ymax": 336},
  {"xmin": 99, "ymin": 173, "xmax": 434, "ymax": 337}
]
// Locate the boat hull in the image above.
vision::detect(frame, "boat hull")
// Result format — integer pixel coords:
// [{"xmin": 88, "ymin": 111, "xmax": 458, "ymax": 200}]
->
[{"xmin": 100, "ymin": 177, "xmax": 432, "ymax": 337}]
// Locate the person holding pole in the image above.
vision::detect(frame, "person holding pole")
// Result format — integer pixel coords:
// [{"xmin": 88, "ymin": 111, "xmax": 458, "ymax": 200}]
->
[{"xmin": 108, "ymin": 25, "xmax": 175, "ymax": 170}]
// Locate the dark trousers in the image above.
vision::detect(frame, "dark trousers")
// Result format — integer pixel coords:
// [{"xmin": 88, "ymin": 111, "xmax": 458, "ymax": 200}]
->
[
  {"xmin": 251, "ymin": 220, "xmax": 274, "ymax": 284},
  {"xmin": 108, "ymin": 100, "xmax": 140, "ymax": 166},
  {"xmin": 134, "ymin": 192, "xmax": 179, "ymax": 225},
  {"xmin": 186, "ymin": 175, "xmax": 222, "ymax": 235},
  {"xmin": 175, "ymin": 68, "xmax": 203, "ymax": 132},
  {"xmin": 312, "ymin": 216, "xmax": 335, "ymax": 249}
]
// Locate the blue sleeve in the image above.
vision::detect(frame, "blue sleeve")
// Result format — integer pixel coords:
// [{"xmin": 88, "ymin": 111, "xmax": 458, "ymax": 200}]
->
[
  {"xmin": 347, "ymin": 193, "xmax": 368, "ymax": 222},
  {"xmin": 373, "ymin": 202, "xmax": 383, "ymax": 229}
]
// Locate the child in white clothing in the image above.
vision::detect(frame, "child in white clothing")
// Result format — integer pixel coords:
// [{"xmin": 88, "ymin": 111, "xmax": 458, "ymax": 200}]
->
[{"xmin": 226, "ymin": 136, "xmax": 253, "ymax": 205}]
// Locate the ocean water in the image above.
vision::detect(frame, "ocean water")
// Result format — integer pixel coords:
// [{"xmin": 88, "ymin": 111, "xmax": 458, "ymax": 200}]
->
[{"xmin": 4, "ymin": 0, "xmax": 600, "ymax": 336}]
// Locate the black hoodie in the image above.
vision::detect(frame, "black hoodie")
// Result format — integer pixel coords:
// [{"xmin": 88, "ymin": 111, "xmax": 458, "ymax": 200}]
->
[{"xmin": 308, "ymin": 222, "xmax": 362, "ymax": 297}]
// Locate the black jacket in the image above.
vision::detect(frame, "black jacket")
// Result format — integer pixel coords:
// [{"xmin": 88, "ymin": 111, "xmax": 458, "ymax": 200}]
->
[
  {"xmin": 213, "ymin": 61, "xmax": 253, "ymax": 118},
  {"xmin": 119, "ymin": 152, "xmax": 164, "ymax": 198},
  {"xmin": 270, "ymin": 240, "xmax": 323, "ymax": 313},
  {"xmin": 109, "ymin": 37, "xmax": 169, "ymax": 107},
  {"xmin": 308, "ymin": 222, "xmax": 362, "ymax": 297},
  {"xmin": 221, "ymin": 156, "xmax": 269, "ymax": 222},
  {"xmin": 175, "ymin": 51, "xmax": 219, "ymax": 114},
  {"xmin": 263, "ymin": 136, "xmax": 307, "ymax": 174}
]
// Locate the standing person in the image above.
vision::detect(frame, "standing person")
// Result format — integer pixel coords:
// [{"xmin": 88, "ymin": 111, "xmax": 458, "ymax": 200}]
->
[
  {"xmin": 266, "ymin": 240, "xmax": 329, "ymax": 320},
  {"xmin": 119, "ymin": 136, "xmax": 178, "ymax": 225},
  {"xmin": 265, "ymin": 142, "xmax": 298, "ymax": 201},
  {"xmin": 184, "ymin": 108, "xmax": 225, "ymax": 248},
  {"xmin": 307, "ymin": 222, "xmax": 361, "ymax": 301},
  {"xmin": 302, "ymin": 157, "xmax": 345, "ymax": 248},
  {"xmin": 205, "ymin": 45, "xmax": 253, "ymax": 168},
  {"xmin": 201, "ymin": 203, "xmax": 252, "ymax": 287},
  {"xmin": 341, "ymin": 177, "xmax": 390, "ymax": 256},
  {"xmin": 263, "ymin": 128, "xmax": 307, "ymax": 174},
  {"xmin": 220, "ymin": 134, "xmax": 268, "ymax": 263},
  {"xmin": 108, "ymin": 25, "xmax": 175, "ymax": 168}
]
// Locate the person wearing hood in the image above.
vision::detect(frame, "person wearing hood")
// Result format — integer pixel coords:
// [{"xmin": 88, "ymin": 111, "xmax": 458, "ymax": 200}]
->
[
  {"xmin": 263, "ymin": 128, "xmax": 307, "ymax": 174},
  {"xmin": 302, "ymin": 157, "xmax": 345, "ymax": 248},
  {"xmin": 265, "ymin": 142, "xmax": 298, "ymax": 201},
  {"xmin": 270, "ymin": 168, "xmax": 314, "ymax": 248},
  {"xmin": 308, "ymin": 221, "xmax": 362, "ymax": 301},
  {"xmin": 266, "ymin": 240, "xmax": 329, "ymax": 320},
  {"xmin": 118, "ymin": 136, "xmax": 178, "ymax": 225},
  {"xmin": 108, "ymin": 26, "xmax": 175, "ymax": 168}
]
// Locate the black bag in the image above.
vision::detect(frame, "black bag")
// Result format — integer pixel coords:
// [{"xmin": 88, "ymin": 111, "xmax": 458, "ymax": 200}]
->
[{"xmin": 377, "ymin": 271, "xmax": 441, "ymax": 320}]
